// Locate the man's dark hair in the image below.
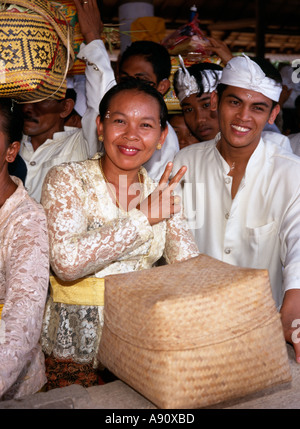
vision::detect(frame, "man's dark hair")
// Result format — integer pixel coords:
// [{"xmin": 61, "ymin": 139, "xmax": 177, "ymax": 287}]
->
[{"xmin": 119, "ymin": 41, "xmax": 171, "ymax": 84}]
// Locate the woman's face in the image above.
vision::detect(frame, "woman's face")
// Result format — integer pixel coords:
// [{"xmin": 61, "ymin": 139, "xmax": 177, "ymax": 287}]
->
[{"xmin": 97, "ymin": 89, "xmax": 168, "ymax": 172}]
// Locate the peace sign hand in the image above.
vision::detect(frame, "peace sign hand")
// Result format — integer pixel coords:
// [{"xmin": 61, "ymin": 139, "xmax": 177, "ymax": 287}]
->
[{"xmin": 139, "ymin": 162, "xmax": 186, "ymax": 226}]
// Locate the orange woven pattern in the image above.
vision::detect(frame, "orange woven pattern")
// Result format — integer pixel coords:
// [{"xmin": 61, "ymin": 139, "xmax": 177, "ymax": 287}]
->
[
  {"xmin": 0, "ymin": 0, "xmax": 74, "ymax": 101},
  {"xmin": 99, "ymin": 254, "xmax": 291, "ymax": 409}
]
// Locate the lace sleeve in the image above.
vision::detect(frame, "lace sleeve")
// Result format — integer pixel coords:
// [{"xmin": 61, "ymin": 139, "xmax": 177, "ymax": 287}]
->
[
  {"xmin": 41, "ymin": 164, "xmax": 154, "ymax": 281},
  {"xmin": 0, "ymin": 206, "xmax": 49, "ymax": 397},
  {"xmin": 163, "ymin": 212, "xmax": 200, "ymax": 264}
]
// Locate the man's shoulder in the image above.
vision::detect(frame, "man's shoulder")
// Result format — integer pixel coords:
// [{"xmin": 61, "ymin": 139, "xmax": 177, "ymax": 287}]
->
[{"xmin": 174, "ymin": 140, "xmax": 215, "ymax": 161}]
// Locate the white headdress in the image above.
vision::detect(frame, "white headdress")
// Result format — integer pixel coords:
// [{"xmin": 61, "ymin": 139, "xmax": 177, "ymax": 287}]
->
[
  {"xmin": 219, "ymin": 54, "xmax": 282, "ymax": 102},
  {"xmin": 175, "ymin": 55, "xmax": 222, "ymax": 103}
]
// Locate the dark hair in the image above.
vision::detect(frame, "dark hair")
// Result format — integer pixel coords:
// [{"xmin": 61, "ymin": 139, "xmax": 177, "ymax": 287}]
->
[
  {"xmin": 173, "ymin": 62, "xmax": 223, "ymax": 99},
  {"xmin": 0, "ymin": 98, "xmax": 23, "ymax": 147},
  {"xmin": 119, "ymin": 41, "xmax": 171, "ymax": 84},
  {"xmin": 99, "ymin": 78, "xmax": 168, "ymax": 131},
  {"xmin": 216, "ymin": 56, "xmax": 282, "ymax": 108}
]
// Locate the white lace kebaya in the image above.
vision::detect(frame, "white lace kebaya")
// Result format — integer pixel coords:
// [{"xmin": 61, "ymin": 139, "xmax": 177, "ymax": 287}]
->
[
  {"xmin": 0, "ymin": 177, "xmax": 49, "ymax": 400},
  {"xmin": 40, "ymin": 154, "xmax": 199, "ymax": 365}
]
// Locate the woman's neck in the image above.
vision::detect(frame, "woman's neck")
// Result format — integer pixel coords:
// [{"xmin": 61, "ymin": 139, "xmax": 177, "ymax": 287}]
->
[
  {"xmin": 99, "ymin": 156, "xmax": 143, "ymax": 211},
  {"xmin": 100, "ymin": 155, "xmax": 141, "ymax": 188},
  {"xmin": 0, "ymin": 174, "xmax": 17, "ymax": 208}
]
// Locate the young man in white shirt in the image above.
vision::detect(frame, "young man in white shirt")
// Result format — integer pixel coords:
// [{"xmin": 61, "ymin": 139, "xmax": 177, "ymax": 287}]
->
[{"xmin": 173, "ymin": 54, "xmax": 300, "ymax": 362}]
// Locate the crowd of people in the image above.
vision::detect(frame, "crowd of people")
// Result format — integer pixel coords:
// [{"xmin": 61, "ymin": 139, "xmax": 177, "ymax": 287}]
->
[{"xmin": 0, "ymin": 0, "xmax": 300, "ymax": 399}]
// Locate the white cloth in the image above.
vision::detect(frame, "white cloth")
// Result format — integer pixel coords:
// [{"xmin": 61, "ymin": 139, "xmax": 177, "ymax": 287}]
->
[
  {"xmin": 220, "ymin": 54, "xmax": 282, "ymax": 102},
  {"xmin": 172, "ymin": 134, "xmax": 300, "ymax": 308},
  {"xmin": 20, "ymin": 127, "xmax": 94, "ymax": 203},
  {"xmin": 78, "ymin": 39, "xmax": 180, "ymax": 182},
  {"xmin": 20, "ymin": 39, "xmax": 115, "ymax": 203},
  {"xmin": 175, "ymin": 55, "xmax": 222, "ymax": 103},
  {"xmin": 288, "ymin": 133, "xmax": 300, "ymax": 156}
]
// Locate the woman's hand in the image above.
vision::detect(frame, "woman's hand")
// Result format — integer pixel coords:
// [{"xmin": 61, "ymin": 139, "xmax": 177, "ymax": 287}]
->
[
  {"xmin": 138, "ymin": 162, "xmax": 187, "ymax": 225},
  {"xmin": 73, "ymin": 0, "xmax": 103, "ymax": 44}
]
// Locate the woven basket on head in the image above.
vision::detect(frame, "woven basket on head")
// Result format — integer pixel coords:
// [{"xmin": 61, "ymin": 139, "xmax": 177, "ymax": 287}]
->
[
  {"xmin": 0, "ymin": 0, "xmax": 75, "ymax": 101},
  {"xmin": 98, "ymin": 254, "xmax": 291, "ymax": 409}
]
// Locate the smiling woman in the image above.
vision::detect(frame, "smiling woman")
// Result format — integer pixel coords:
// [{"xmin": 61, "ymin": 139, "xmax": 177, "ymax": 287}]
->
[{"xmin": 40, "ymin": 78, "xmax": 200, "ymax": 390}]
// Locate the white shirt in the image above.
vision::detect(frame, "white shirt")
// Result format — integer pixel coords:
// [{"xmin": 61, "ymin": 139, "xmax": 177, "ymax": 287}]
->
[
  {"xmin": 78, "ymin": 39, "xmax": 180, "ymax": 182},
  {"xmin": 288, "ymin": 133, "xmax": 300, "ymax": 156},
  {"xmin": 172, "ymin": 134, "xmax": 300, "ymax": 308}
]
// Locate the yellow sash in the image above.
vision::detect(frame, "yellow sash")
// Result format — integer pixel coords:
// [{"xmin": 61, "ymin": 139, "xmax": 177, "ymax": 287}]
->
[
  {"xmin": 50, "ymin": 276, "xmax": 105, "ymax": 306},
  {"xmin": 0, "ymin": 304, "xmax": 3, "ymax": 319}
]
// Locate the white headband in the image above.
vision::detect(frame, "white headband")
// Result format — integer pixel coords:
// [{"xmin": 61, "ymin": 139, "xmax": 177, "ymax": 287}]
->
[
  {"xmin": 219, "ymin": 54, "xmax": 282, "ymax": 102},
  {"xmin": 175, "ymin": 55, "xmax": 222, "ymax": 103}
]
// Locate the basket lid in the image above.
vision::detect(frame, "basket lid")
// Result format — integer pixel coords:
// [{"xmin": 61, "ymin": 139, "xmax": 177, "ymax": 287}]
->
[{"xmin": 103, "ymin": 254, "xmax": 277, "ymax": 351}]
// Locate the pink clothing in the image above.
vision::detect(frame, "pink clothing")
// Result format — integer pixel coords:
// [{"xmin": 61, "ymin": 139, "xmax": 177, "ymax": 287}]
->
[{"xmin": 0, "ymin": 177, "xmax": 49, "ymax": 400}]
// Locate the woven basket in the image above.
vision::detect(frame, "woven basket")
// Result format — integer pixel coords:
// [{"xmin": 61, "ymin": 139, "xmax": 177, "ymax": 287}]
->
[
  {"xmin": 0, "ymin": 0, "xmax": 74, "ymax": 101},
  {"xmin": 51, "ymin": 0, "xmax": 85, "ymax": 76},
  {"xmin": 98, "ymin": 254, "xmax": 291, "ymax": 409}
]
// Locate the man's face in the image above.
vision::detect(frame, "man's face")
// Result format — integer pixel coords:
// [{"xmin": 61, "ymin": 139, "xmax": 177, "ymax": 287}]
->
[
  {"xmin": 21, "ymin": 99, "xmax": 64, "ymax": 138},
  {"xmin": 181, "ymin": 92, "xmax": 220, "ymax": 142},
  {"xmin": 215, "ymin": 86, "xmax": 279, "ymax": 150},
  {"xmin": 118, "ymin": 55, "xmax": 158, "ymax": 89}
]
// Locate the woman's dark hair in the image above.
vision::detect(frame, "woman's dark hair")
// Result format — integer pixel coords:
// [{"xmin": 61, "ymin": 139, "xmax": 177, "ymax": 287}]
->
[
  {"xmin": 0, "ymin": 98, "xmax": 23, "ymax": 146},
  {"xmin": 173, "ymin": 63, "xmax": 223, "ymax": 99},
  {"xmin": 99, "ymin": 78, "xmax": 168, "ymax": 131},
  {"xmin": 216, "ymin": 56, "xmax": 282, "ymax": 108}
]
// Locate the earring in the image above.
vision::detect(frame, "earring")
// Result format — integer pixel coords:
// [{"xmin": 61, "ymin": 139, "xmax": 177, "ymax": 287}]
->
[
  {"xmin": 156, "ymin": 143, "xmax": 162, "ymax": 150},
  {"xmin": 98, "ymin": 135, "xmax": 103, "ymax": 142}
]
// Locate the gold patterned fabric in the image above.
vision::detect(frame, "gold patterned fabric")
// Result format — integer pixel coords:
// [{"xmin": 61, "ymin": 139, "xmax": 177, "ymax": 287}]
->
[{"xmin": 0, "ymin": 0, "xmax": 74, "ymax": 101}]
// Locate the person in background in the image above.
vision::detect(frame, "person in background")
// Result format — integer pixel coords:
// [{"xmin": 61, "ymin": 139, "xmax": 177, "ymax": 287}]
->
[
  {"xmin": 173, "ymin": 53, "xmax": 293, "ymax": 152},
  {"xmin": 173, "ymin": 59, "xmax": 223, "ymax": 142},
  {"xmin": 0, "ymin": 98, "xmax": 49, "ymax": 400},
  {"xmin": 63, "ymin": 88, "xmax": 83, "ymax": 129},
  {"xmin": 40, "ymin": 78, "xmax": 199, "ymax": 390},
  {"xmin": 168, "ymin": 112, "xmax": 198, "ymax": 149},
  {"xmin": 172, "ymin": 54, "xmax": 300, "ymax": 363},
  {"xmin": 74, "ymin": 0, "xmax": 180, "ymax": 182},
  {"xmin": 18, "ymin": 0, "xmax": 113, "ymax": 203}
]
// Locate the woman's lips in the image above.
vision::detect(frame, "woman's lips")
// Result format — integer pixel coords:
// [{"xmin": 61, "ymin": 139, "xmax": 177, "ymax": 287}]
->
[{"xmin": 118, "ymin": 145, "xmax": 140, "ymax": 156}]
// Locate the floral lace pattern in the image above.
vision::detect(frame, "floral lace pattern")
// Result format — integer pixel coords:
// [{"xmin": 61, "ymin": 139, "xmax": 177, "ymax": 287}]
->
[
  {"xmin": 40, "ymin": 154, "xmax": 199, "ymax": 364},
  {"xmin": 0, "ymin": 178, "xmax": 49, "ymax": 399}
]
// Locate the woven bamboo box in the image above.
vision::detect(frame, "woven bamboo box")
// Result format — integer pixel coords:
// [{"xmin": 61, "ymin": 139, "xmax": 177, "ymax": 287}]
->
[{"xmin": 98, "ymin": 254, "xmax": 291, "ymax": 409}]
